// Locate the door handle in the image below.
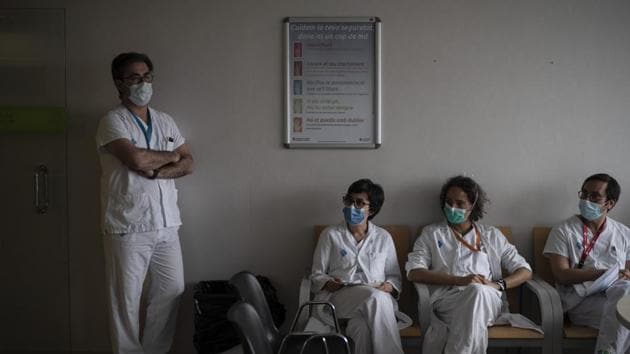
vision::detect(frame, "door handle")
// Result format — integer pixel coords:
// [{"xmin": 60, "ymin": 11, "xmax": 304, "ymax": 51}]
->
[{"xmin": 34, "ymin": 164, "xmax": 49, "ymax": 214}]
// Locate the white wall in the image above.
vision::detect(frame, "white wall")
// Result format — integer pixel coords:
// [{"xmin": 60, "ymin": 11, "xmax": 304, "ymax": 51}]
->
[{"xmin": 6, "ymin": 0, "xmax": 630, "ymax": 352}]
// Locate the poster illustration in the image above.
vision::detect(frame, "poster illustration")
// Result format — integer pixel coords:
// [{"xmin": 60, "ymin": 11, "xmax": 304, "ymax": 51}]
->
[{"xmin": 285, "ymin": 17, "xmax": 381, "ymax": 148}]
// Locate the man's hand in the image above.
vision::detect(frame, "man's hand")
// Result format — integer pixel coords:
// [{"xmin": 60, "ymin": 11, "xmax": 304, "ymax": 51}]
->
[
  {"xmin": 136, "ymin": 169, "xmax": 154, "ymax": 178},
  {"xmin": 455, "ymin": 274, "xmax": 501, "ymax": 290},
  {"xmin": 377, "ymin": 282, "xmax": 393, "ymax": 293},
  {"xmin": 455, "ymin": 274, "xmax": 488, "ymax": 286},
  {"xmin": 483, "ymin": 278, "xmax": 502, "ymax": 290},
  {"xmin": 323, "ymin": 278, "xmax": 345, "ymax": 292}
]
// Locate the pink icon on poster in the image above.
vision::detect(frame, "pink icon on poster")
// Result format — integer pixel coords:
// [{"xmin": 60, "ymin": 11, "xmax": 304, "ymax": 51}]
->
[{"xmin": 293, "ymin": 42, "xmax": 302, "ymax": 58}]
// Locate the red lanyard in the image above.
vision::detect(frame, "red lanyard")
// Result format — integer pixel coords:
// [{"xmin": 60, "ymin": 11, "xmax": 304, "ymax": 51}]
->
[
  {"xmin": 578, "ymin": 220, "xmax": 607, "ymax": 268},
  {"xmin": 451, "ymin": 224, "xmax": 481, "ymax": 252}
]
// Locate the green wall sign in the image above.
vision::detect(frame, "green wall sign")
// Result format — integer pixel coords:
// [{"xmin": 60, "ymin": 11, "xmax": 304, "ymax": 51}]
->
[{"xmin": 0, "ymin": 106, "xmax": 67, "ymax": 133}]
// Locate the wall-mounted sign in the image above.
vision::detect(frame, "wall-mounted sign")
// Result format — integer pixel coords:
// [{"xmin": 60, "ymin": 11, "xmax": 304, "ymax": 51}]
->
[
  {"xmin": 0, "ymin": 106, "xmax": 66, "ymax": 133},
  {"xmin": 284, "ymin": 17, "xmax": 382, "ymax": 148}
]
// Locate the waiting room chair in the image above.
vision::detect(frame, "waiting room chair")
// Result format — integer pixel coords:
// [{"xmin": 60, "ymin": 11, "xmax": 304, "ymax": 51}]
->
[
  {"xmin": 533, "ymin": 226, "xmax": 598, "ymax": 353},
  {"xmin": 227, "ymin": 300, "xmax": 274, "ymax": 354},
  {"xmin": 279, "ymin": 301, "xmax": 351, "ymax": 354},
  {"xmin": 230, "ymin": 271, "xmax": 283, "ymax": 351},
  {"xmin": 232, "ymin": 270, "xmax": 352, "ymax": 354}
]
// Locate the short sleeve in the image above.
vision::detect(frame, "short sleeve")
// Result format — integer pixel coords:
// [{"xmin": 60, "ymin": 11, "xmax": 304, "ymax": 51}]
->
[
  {"xmin": 96, "ymin": 112, "xmax": 129, "ymax": 148},
  {"xmin": 405, "ymin": 228, "xmax": 432, "ymax": 275},
  {"xmin": 164, "ymin": 113, "xmax": 186, "ymax": 149},
  {"xmin": 543, "ymin": 226, "xmax": 569, "ymax": 259},
  {"xmin": 620, "ymin": 225, "xmax": 630, "ymax": 262},
  {"xmin": 494, "ymin": 228, "xmax": 532, "ymax": 273}
]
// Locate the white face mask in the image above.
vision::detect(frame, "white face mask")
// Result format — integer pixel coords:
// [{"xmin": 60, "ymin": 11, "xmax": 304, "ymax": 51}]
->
[{"xmin": 128, "ymin": 82, "xmax": 152, "ymax": 106}]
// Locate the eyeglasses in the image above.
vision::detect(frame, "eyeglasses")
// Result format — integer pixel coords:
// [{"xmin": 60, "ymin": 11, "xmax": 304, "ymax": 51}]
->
[
  {"xmin": 578, "ymin": 191, "xmax": 607, "ymax": 203},
  {"xmin": 342, "ymin": 194, "xmax": 370, "ymax": 209},
  {"xmin": 122, "ymin": 73, "xmax": 154, "ymax": 85}
]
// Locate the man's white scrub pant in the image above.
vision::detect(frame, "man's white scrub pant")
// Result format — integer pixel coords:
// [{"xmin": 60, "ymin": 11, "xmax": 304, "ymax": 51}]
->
[
  {"xmin": 568, "ymin": 280, "xmax": 630, "ymax": 354},
  {"xmin": 423, "ymin": 284, "xmax": 503, "ymax": 354},
  {"xmin": 104, "ymin": 227, "xmax": 185, "ymax": 354},
  {"xmin": 329, "ymin": 286, "xmax": 404, "ymax": 354}
]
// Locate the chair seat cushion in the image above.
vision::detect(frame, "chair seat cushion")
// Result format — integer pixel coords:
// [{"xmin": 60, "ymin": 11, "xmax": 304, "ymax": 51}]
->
[
  {"xmin": 400, "ymin": 325, "xmax": 422, "ymax": 337},
  {"xmin": 563, "ymin": 324, "xmax": 599, "ymax": 339},
  {"xmin": 488, "ymin": 325, "xmax": 544, "ymax": 339}
]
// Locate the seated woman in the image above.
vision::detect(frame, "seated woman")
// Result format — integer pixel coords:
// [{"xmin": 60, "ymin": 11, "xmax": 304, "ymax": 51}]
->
[
  {"xmin": 310, "ymin": 178, "xmax": 404, "ymax": 354},
  {"xmin": 406, "ymin": 175, "xmax": 532, "ymax": 354}
]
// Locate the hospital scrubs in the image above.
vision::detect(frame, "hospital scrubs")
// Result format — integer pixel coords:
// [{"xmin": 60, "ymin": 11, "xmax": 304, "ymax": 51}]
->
[
  {"xmin": 544, "ymin": 215, "xmax": 630, "ymax": 353},
  {"xmin": 96, "ymin": 105, "xmax": 186, "ymax": 354},
  {"xmin": 311, "ymin": 221, "xmax": 404, "ymax": 354},
  {"xmin": 406, "ymin": 222, "xmax": 531, "ymax": 354}
]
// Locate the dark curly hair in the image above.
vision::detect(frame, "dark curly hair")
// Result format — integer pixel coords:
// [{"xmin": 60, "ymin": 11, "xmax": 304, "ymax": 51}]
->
[
  {"xmin": 347, "ymin": 178, "xmax": 385, "ymax": 220},
  {"xmin": 439, "ymin": 175, "xmax": 489, "ymax": 222}
]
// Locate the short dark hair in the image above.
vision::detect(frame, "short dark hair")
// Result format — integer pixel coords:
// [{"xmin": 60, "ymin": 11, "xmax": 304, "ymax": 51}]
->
[
  {"xmin": 583, "ymin": 173, "xmax": 621, "ymax": 203},
  {"xmin": 347, "ymin": 178, "xmax": 385, "ymax": 220},
  {"xmin": 439, "ymin": 175, "xmax": 489, "ymax": 222},
  {"xmin": 111, "ymin": 52, "xmax": 153, "ymax": 81}
]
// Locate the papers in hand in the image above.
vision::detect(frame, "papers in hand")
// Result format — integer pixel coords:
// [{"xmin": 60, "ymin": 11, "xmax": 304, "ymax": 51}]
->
[
  {"xmin": 574, "ymin": 264, "xmax": 620, "ymax": 297},
  {"xmin": 342, "ymin": 281, "xmax": 382, "ymax": 287}
]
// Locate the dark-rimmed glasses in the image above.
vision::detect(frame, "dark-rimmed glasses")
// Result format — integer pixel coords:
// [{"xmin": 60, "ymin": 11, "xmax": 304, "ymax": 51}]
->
[
  {"xmin": 342, "ymin": 194, "xmax": 370, "ymax": 209},
  {"xmin": 578, "ymin": 191, "xmax": 606, "ymax": 203},
  {"xmin": 122, "ymin": 73, "xmax": 154, "ymax": 85}
]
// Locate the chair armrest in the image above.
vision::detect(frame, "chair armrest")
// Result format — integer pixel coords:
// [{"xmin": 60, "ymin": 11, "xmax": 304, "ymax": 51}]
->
[
  {"xmin": 299, "ymin": 274, "xmax": 312, "ymax": 306},
  {"xmin": 295, "ymin": 272, "xmax": 314, "ymax": 330},
  {"xmin": 520, "ymin": 275, "xmax": 564, "ymax": 354},
  {"xmin": 413, "ymin": 282, "xmax": 431, "ymax": 335},
  {"xmin": 526, "ymin": 275, "xmax": 564, "ymax": 353},
  {"xmin": 521, "ymin": 278, "xmax": 554, "ymax": 333}
]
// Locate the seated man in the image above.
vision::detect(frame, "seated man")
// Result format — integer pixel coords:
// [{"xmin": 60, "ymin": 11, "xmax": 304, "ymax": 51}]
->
[
  {"xmin": 407, "ymin": 175, "xmax": 532, "ymax": 354},
  {"xmin": 544, "ymin": 173, "xmax": 630, "ymax": 354},
  {"xmin": 310, "ymin": 178, "xmax": 404, "ymax": 354}
]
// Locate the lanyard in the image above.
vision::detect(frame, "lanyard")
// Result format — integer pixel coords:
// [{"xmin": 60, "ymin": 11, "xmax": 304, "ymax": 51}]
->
[
  {"xmin": 451, "ymin": 224, "xmax": 481, "ymax": 252},
  {"xmin": 130, "ymin": 109, "xmax": 152, "ymax": 149},
  {"xmin": 578, "ymin": 219, "xmax": 607, "ymax": 269}
]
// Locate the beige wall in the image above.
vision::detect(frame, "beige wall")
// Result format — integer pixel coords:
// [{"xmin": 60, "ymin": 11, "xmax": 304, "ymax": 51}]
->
[{"xmin": 6, "ymin": 0, "xmax": 630, "ymax": 352}]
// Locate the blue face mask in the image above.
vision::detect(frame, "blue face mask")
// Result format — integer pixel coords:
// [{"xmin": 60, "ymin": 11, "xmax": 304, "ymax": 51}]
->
[
  {"xmin": 579, "ymin": 199, "xmax": 604, "ymax": 221},
  {"xmin": 343, "ymin": 206, "xmax": 365, "ymax": 225},
  {"xmin": 443, "ymin": 204, "xmax": 467, "ymax": 225}
]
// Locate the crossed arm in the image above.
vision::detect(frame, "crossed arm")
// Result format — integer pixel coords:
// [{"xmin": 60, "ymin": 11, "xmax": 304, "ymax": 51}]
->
[
  {"xmin": 104, "ymin": 138, "xmax": 194, "ymax": 179},
  {"xmin": 407, "ymin": 267, "xmax": 532, "ymax": 290}
]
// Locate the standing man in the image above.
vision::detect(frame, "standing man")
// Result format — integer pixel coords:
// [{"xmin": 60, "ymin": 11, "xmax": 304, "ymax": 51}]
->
[
  {"xmin": 96, "ymin": 52, "xmax": 193, "ymax": 354},
  {"xmin": 544, "ymin": 173, "xmax": 630, "ymax": 354}
]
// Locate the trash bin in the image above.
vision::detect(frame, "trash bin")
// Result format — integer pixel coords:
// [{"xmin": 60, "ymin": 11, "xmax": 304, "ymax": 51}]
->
[
  {"xmin": 193, "ymin": 280, "xmax": 239, "ymax": 354},
  {"xmin": 193, "ymin": 276, "xmax": 286, "ymax": 353}
]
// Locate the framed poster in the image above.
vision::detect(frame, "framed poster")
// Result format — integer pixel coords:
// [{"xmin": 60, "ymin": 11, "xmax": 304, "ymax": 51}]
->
[{"xmin": 284, "ymin": 17, "xmax": 382, "ymax": 148}]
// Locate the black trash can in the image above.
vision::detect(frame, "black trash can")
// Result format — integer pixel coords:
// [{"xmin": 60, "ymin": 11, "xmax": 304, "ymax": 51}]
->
[
  {"xmin": 193, "ymin": 280, "xmax": 240, "ymax": 354},
  {"xmin": 193, "ymin": 276, "xmax": 286, "ymax": 353}
]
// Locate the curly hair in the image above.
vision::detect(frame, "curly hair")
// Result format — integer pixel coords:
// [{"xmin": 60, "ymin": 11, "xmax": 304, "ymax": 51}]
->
[{"xmin": 439, "ymin": 175, "xmax": 489, "ymax": 222}]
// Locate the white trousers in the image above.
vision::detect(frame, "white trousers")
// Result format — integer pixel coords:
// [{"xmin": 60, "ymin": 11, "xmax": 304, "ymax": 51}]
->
[
  {"xmin": 568, "ymin": 280, "xmax": 630, "ymax": 354},
  {"xmin": 423, "ymin": 284, "xmax": 503, "ymax": 354},
  {"xmin": 329, "ymin": 286, "xmax": 404, "ymax": 354},
  {"xmin": 103, "ymin": 228, "xmax": 185, "ymax": 354}
]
